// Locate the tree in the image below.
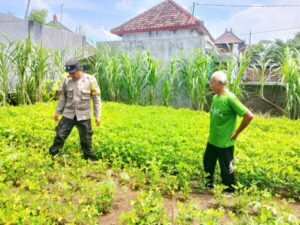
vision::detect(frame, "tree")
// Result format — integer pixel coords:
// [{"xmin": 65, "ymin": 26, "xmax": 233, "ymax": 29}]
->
[
  {"xmin": 286, "ymin": 32, "xmax": 300, "ymax": 51},
  {"xmin": 29, "ymin": 8, "xmax": 48, "ymax": 24}
]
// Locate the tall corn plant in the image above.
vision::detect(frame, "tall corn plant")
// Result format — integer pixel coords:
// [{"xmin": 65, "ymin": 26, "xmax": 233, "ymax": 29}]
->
[
  {"xmin": 12, "ymin": 38, "xmax": 32, "ymax": 105},
  {"xmin": 235, "ymin": 51, "xmax": 251, "ymax": 99},
  {"xmin": 93, "ymin": 46, "xmax": 122, "ymax": 101},
  {"xmin": 251, "ymin": 50, "xmax": 283, "ymax": 112},
  {"xmin": 30, "ymin": 45, "xmax": 50, "ymax": 102},
  {"xmin": 144, "ymin": 52, "xmax": 161, "ymax": 105},
  {"xmin": 225, "ymin": 55, "xmax": 238, "ymax": 93},
  {"xmin": 90, "ymin": 46, "xmax": 106, "ymax": 98},
  {"xmin": 103, "ymin": 54, "xmax": 122, "ymax": 101},
  {"xmin": 71, "ymin": 48, "xmax": 84, "ymax": 60},
  {"xmin": 238, "ymin": 50, "xmax": 251, "ymax": 81},
  {"xmin": 52, "ymin": 49, "xmax": 66, "ymax": 78},
  {"xmin": 252, "ymin": 50, "xmax": 277, "ymax": 97},
  {"xmin": 121, "ymin": 51, "xmax": 147, "ymax": 104},
  {"xmin": 224, "ymin": 51, "xmax": 251, "ymax": 99},
  {"xmin": 280, "ymin": 47, "xmax": 300, "ymax": 119},
  {"xmin": 162, "ymin": 57, "xmax": 176, "ymax": 106},
  {"xmin": 177, "ymin": 49, "xmax": 212, "ymax": 110},
  {"xmin": 0, "ymin": 39, "xmax": 14, "ymax": 105}
]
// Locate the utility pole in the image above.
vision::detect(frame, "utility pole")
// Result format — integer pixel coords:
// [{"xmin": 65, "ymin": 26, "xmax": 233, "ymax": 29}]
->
[
  {"xmin": 192, "ymin": 2, "xmax": 196, "ymax": 16},
  {"xmin": 24, "ymin": 0, "xmax": 31, "ymax": 19},
  {"xmin": 249, "ymin": 30, "xmax": 252, "ymax": 46},
  {"xmin": 60, "ymin": 3, "xmax": 65, "ymax": 23}
]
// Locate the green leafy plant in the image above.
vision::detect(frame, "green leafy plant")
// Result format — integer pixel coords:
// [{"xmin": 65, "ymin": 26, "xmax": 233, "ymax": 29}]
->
[{"xmin": 119, "ymin": 190, "xmax": 169, "ymax": 225}]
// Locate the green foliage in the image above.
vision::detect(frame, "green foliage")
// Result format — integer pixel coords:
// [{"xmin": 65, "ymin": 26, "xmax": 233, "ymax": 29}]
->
[
  {"xmin": 29, "ymin": 8, "xmax": 48, "ymax": 24},
  {"xmin": 0, "ymin": 102, "xmax": 299, "ymax": 223},
  {"xmin": 0, "ymin": 38, "xmax": 14, "ymax": 106},
  {"xmin": 144, "ymin": 51, "xmax": 161, "ymax": 105},
  {"xmin": 91, "ymin": 45, "xmax": 123, "ymax": 101},
  {"xmin": 162, "ymin": 57, "xmax": 176, "ymax": 106},
  {"xmin": 12, "ymin": 38, "xmax": 32, "ymax": 105},
  {"xmin": 251, "ymin": 49, "xmax": 278, "ymax": 97},
  {"xmin": 222, "ymin": 50, "xmax": 252, "ymax": 100},
  {"xmin": 29, "ymin": 45, "xmax": 50, "ymax": 102},
  {"xmin": 280, "ymin": 47, "xmax": 300, "ymax": 119},
  {"xmin": 95, "ymin": 181, "xmax": 116, "ymax": 214},
  {"xmin": 287, "ymin": 32, "xmax": 300, "ymax": 51},
  {"xmin": 177, "ymin": 49, "xmax": 212, "ymax": 110},
  {"xmin": 2, "ymin": 38, "xmax": 300, "ymax": 121},
  {"xmin": 119, "ymin": 190, "xmax": 169, "ymax": 225},
  {"xmin": 0, "ymin": 103, "xmax": 115, "ymax": 224},
  {"xmin": 175, "ymin": 201, "xmax": 198, "ymax": 224},
  {"xmin": 121, "ymin": 51, "xmax": 147, "ymax": 104}
]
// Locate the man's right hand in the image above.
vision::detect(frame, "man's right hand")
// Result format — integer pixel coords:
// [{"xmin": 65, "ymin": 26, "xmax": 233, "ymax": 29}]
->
[{"xmin": 53, "ymin": 114, "xmax": 59, "ymax": 122}]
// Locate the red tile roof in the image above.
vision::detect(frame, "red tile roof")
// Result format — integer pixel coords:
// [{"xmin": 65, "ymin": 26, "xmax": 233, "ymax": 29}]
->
[
  {"xmin": 214, "ymin": 29, "xmax": 244, "ymax": 44},
  {"xmin": 111, "ymin": 0, "xmax": 214, "ymax": 41}
]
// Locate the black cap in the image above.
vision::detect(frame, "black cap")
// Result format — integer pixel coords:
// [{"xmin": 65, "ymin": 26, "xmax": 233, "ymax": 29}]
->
[{"xmin": 65, "ymin": 57, "xmax": 81, "ymax": 73}]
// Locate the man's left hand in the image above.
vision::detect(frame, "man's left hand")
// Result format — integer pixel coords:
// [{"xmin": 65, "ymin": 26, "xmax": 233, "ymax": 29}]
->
[
  {"xmin": 95, "ymin": 118, "xmax": 101, "ymax": 126},
  {"xmin": 230, "ymin": 132, "xmax": 238, "ymax": 140}
]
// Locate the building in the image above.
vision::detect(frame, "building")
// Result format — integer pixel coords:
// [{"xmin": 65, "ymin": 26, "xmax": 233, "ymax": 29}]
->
[
  {"xmin": 101, "ymin": 0, "xmax": 215, "ymax": 60},
  {"xmin": 214, "ymin": 28, "xmax": 246, "ymax": 54}
]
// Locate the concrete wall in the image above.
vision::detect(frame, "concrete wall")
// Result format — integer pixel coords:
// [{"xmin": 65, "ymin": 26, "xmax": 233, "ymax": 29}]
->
[
  {"xmin": 243, "ymin": 83, "xmax": 285, "ymax": 115},
  {"xmin": 100, "ymin": 36, "xmax": 205, "ymax": 61},
  {"xmin": 0, "ymin": 13, "xmax": 89, "ymax": 56},
  {"xmin": 154, "ymin": 82, "xmax": 286, "ymax": 115},
  {"xmin": 0, "ymin": 14, "xmax": 29, "ymax": 42},
  {"xmin": 123, "ymin": 29, "xmax": 202, "ymax": 40},
  {"xmin": 40, "ymin": 24, "xmax": 85, "ymax": 51}
]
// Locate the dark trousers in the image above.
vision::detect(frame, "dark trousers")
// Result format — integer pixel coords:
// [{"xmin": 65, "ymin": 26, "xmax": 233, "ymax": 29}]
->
[
  {"xmin": 203, "ymin": 142, "xmax": 235, "ymax": 191},
  {"xmin": 49, "ymin": 116, "xmax": 95, "ymax": 158}
]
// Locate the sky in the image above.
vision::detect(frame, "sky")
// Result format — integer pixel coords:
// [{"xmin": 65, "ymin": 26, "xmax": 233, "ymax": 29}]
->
[{"xmin": 1, "ymin": 0, "xmax": 300, "ymax": 44}]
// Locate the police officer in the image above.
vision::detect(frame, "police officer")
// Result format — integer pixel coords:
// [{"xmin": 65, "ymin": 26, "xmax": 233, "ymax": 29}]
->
[{"xmin": 49, "ymin": 57, "xmax": 101, "ymax": 160}]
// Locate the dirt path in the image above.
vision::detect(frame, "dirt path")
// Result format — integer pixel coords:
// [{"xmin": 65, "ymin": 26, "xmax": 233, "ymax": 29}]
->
[
  {"xmin": 98, "ymin": 183, "xmax": 300, "ymax": 225},
  {"xmin": 98, "ymin": 186, "xmax": 137, "ymax": 225},
  {"xmin": 98, "ymin": 185, "xmax": 230, "ymax": 225}
]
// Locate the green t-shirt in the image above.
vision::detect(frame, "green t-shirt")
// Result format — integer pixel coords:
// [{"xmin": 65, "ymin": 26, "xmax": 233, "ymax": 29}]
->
[{"xmin": 208, "ymin": 91, "xmax": 249, "ymax": 148}]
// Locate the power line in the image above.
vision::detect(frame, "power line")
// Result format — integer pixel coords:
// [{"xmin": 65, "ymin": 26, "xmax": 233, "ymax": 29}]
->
[
  {"xmin": 238, "ymin": 26, "xmax": 300, "ymax": 36},
  {"xmin": 191, "ymin": 2, "xmax": 300, "ymax": 15},
  {"xmin": 193, "ymin": 3, "xmax": 300, "ymax": 8}
]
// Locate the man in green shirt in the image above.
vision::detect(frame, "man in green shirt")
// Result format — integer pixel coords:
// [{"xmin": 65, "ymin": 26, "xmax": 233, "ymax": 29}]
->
[{"xmin": 204, "ymin": 71, "xmax": 254, "ymax": 193}]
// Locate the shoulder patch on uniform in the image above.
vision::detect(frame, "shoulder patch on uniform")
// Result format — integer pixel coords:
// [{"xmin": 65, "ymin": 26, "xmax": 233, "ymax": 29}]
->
[{"xmin": 90, "ymin": 79, "xmax": 99, "ymax": 96}]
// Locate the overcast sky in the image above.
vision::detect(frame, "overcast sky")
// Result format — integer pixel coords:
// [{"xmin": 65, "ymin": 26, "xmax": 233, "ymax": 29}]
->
[{"xmin": 1, "ymin": 0, "xmax": 300, "ymax": 43}]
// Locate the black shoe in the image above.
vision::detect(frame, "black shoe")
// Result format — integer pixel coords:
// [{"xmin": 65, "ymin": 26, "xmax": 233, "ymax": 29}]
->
[
  {"xmin": 206, "ymin": 184, "xmax": 214, "ymax": 189},
  {"xmin": 83, "ymin": 154, "xmax": 98, "ymax": 161},
  {"xmin": 205, "ymin": 182, "xmax": 214, "ymax": 189},
  {"xmin": 49, "ymin": 150, "xmax": 59, "ymax": 156},
  {"xmin": 223, "ymin": 187, "xmax": 235, "ymax": 194}
]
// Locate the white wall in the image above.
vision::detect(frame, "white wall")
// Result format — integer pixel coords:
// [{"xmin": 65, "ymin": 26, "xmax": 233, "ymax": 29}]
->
[
  {"xmin": 101, "ymin": 36, "xmax": 205, "ymax": 61},
  {"xmin": 122, "ymin": 29, "xmax": 201, "ymax": 40},
  {"xmin": 0, "ymin": 13, "xmax": 89, "ymax": 56}
]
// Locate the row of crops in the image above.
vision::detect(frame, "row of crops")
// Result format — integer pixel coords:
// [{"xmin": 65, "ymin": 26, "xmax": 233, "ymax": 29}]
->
[
  {"xmin": 0, "ymin": 102, "xmax": 299, "ymax": 224},
  {"xmin": 1, "ymin": 38, "xmax": 300, "ymax": 118}
]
